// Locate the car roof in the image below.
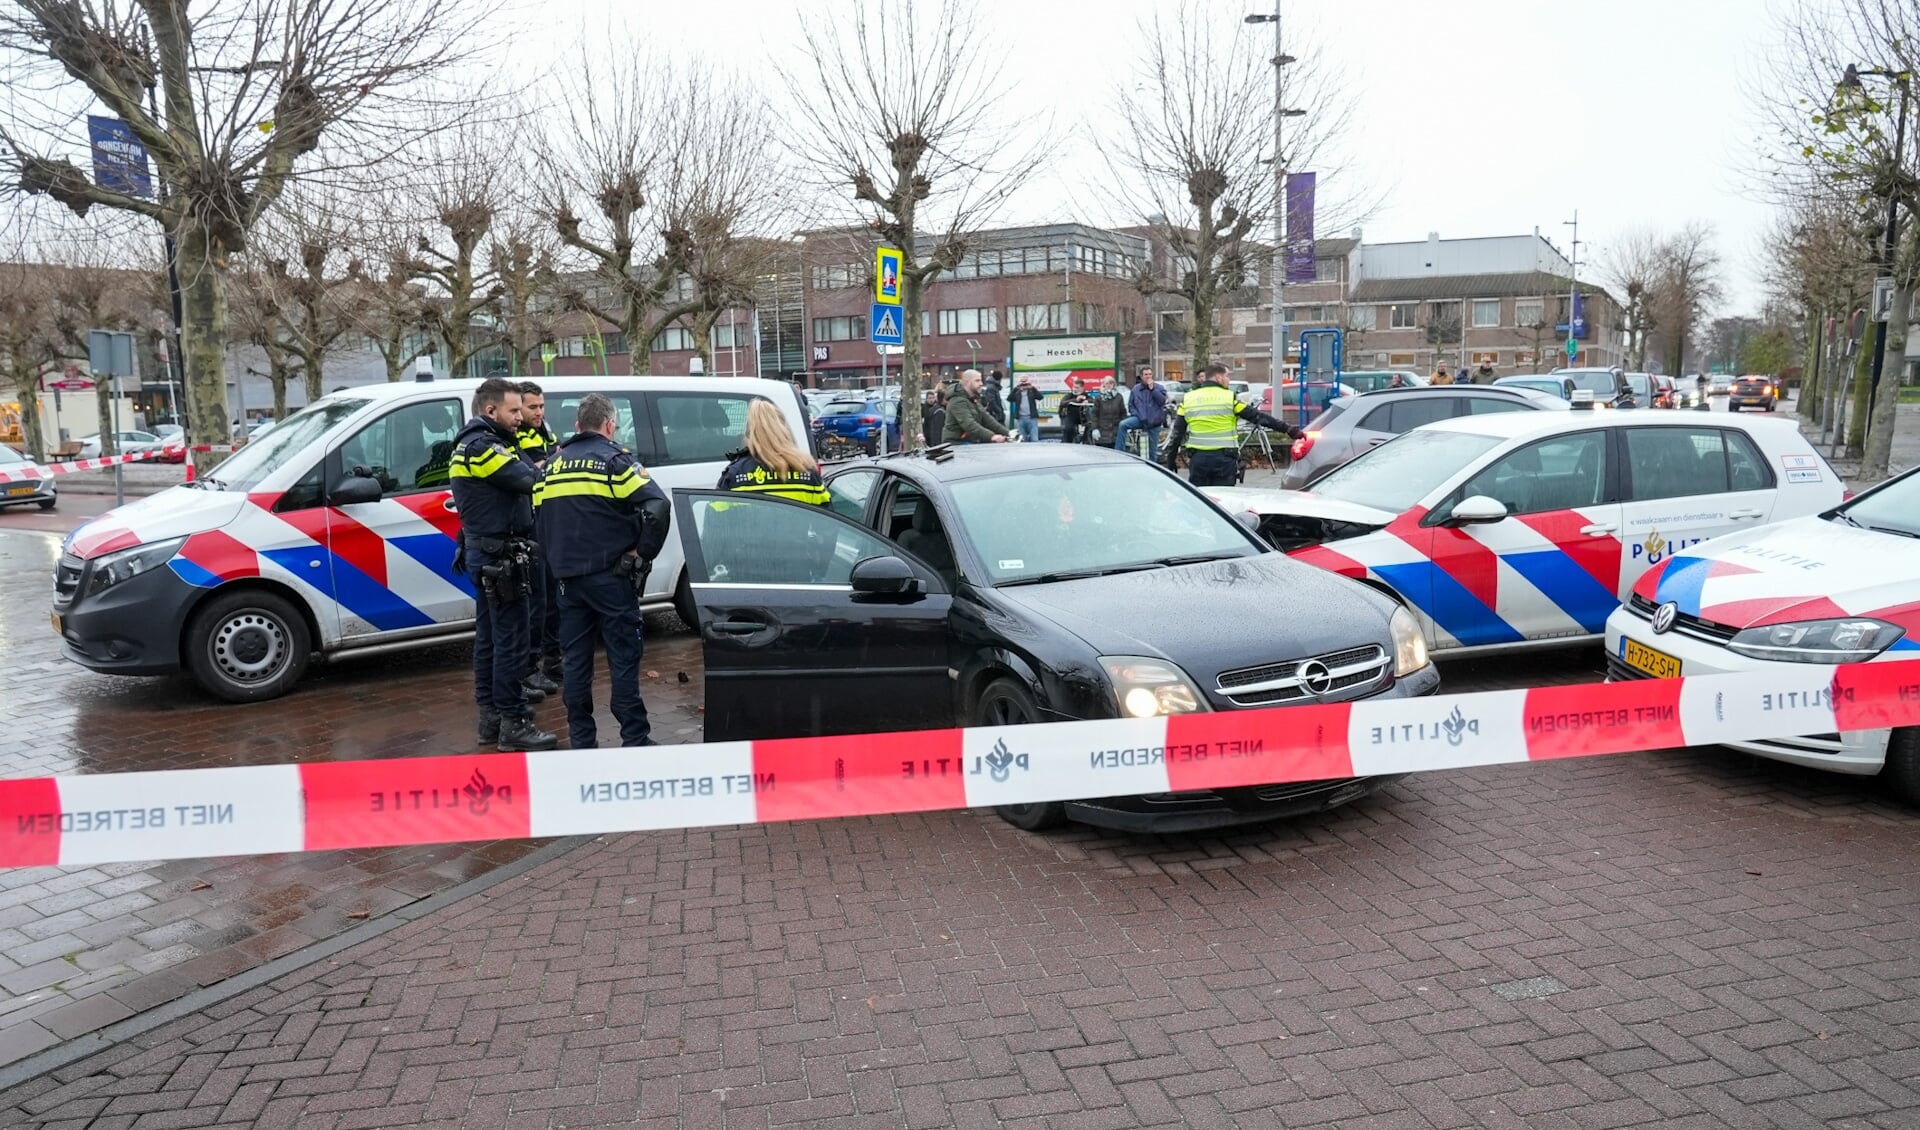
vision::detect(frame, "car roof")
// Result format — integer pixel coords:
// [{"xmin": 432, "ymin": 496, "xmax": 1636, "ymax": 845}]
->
[
  {"xmin": 1418, "ymin": 406, "xmax": 1806, "ymax": 442},
  {"xmin": 1352, "ymin": 383, "xmax": 1535, "ymax": 400},
  {"xmin": 837, "ymin": 442, "xmax": 1144, "ymax": 484}
]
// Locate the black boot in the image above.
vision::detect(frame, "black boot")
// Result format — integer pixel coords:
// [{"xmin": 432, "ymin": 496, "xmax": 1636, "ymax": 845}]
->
[
  {"xmin": 478, "ymin": 709, "xmax": 500, "ymax": 746},
  {"xmin": 496, "ymin": 715, "xmax": 559, "ymax": 752},
  {"xmin": 524, "ymin": 671, "xmax": 560, "ymax": 696}
]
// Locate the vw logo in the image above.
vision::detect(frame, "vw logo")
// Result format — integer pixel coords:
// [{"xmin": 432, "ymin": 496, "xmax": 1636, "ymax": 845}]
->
[
  {"xmin": 1651, "ymin": 601, "xmax": 1679, "ymax": 635},
  {"xmin": 1296, "ymin": 659, "xmax": 1335, "ymax": 696}
]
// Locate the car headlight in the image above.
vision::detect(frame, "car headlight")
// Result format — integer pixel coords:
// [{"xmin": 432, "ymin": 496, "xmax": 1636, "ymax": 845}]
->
[
  {"xmin": 84, "ymin": 536, "xmax": 186, "ymax": 596},
  {"xmin": 1100, "ymin": 656, "xmax": 1209, "ymax": 717},
  {"xmin": 1390, "ymin": 606, "xmax": 1429, "ymax": 676},
  {"xmin": 1726, "ymin": 617, "xmax": 1905, "ymax": 664}
]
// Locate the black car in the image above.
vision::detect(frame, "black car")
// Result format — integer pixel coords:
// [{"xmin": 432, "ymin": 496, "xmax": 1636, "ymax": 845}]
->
[{"xmin": 674, "ymin": 444, "xmax": 1441, "ymax": 833}]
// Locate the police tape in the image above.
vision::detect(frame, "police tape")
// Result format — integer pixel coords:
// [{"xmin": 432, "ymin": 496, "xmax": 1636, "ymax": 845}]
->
[
  {"xmin": 0, "ymin": 449, "xmax": 160, "ymax": 484},
  {"xmin": 4, "ymin": 660, "xmax": 1918, "ymax": 867}
]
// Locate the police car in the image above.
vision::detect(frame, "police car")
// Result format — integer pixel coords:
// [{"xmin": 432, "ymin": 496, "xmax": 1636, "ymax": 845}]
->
[
  {"xmin": 1207, "ymin": 410, "xmax": 1843, "ymax": 655},
  {"xmin": 51, "ymin": 376, "xmax": 813, "ymax": 702},
  {"xmin": 1606, "ymin": 465, "xmax": 1920, "ymax": 799}
]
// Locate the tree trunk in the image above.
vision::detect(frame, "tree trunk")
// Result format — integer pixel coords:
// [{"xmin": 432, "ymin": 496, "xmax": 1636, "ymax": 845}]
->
[
  {"xmin": 1861, "ymin": 283, "xmax": 1912, "ymax": 481},
  {"xmin": 18, "ymin": 375, "xmax": 47, "ymax": 463},
  {"xmin": 1799, "ymin": 309, "xmax": 1822, "ymax": 426},
  {"xmin": 901, "ymin": 273, "xmax": 925, "ymax": 451},
  {"xmin": 691, "ymin": 314, "xmax": 716, "ymax": 372},
  {"xmin": 271, "ymin": 371, "xmax": 290, "ymax": 421},
  {"xmin": 177, "ymin": 224, "xmax": 233, "ymax": 476},
  {"xmin": 303, "ymin": 356, "xmax": 324, "ymax": 403},
  {"xmin": 1848, "ymin": 321, "xmax": 1877, "ymax": 458},
  {"xmin": 95, "ymin": 382, "xmax": 118, "ymax": 457}
]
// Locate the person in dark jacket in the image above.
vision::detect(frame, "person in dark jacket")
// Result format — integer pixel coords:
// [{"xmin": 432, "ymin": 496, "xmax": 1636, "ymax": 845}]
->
[
  {"xmin": 1114, "ymin": 366, "xmax": 1170, "ymax": 460},
  {"xmin": 1057, "ymin": 376, "xmax": 1092, "ymax": 444},
  {"xmin": 716, "ymin": 399, "xmax": 831, "ymax": 505},
  {"xmin": 451, "ymin": 377, "xmax": 557, "ymax": 751},
  {"xmin": 1089, "ymin": 376, "xmax": 1126, "ymax": 445},
  {"xmin": 982, "ymin": 370, "xmax": 1008, "ymax": 424},
  {"xmin": 1007, "ymin": 375, "xmax": 1044, "ymax": 442},
  {"xmin": 942, "ymin": 369, "xmax": 1011, "ymax": 443},
  {"xmin": 515, "ymin": 382, "xmax": 562, "ymax": 694},
  {"xmin": 920, "ymin": 389, "xmax": 947, "ymax": 447},
  {"xmin": 535, "ymin": 392, "xmax": 671, "ymax": 749}
]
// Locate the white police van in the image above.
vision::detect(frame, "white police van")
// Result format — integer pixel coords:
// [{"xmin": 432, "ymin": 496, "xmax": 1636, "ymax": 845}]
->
[{"xmin": 51, "ymin": 376, "xmax": 813, "ymax": 702}]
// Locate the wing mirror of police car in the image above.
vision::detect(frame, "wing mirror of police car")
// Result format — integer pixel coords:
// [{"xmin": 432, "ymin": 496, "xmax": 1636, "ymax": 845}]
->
[
  {"xmin": 1446, "ymin": 495, "xmax": 1509, "ymax": 526},
  {"xmin": 850, "ymin": 554, "xmax": 922, "ymax": 597},
  {"xmin": 329, "ymin": 473, "xmax": 383, "ymax": 506}
]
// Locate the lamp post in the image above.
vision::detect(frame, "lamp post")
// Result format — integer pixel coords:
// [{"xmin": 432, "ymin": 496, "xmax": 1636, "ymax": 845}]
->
[
  {"xmin": 1245, "ymin": 10, "xmax": 1301, "ymax": 386},
  {"xmin": 1838, "ymin": 63, "xmax": 1911, "ymax": 426}
]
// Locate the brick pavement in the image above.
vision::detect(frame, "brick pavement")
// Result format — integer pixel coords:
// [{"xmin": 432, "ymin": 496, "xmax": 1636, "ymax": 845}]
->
[
  {"xmin": 0, "ymin": 528, "xmax": 706, "ymax": 1068},
  {"xmin": 2, "ymin": 705, "xmax": 1915, "ymax": 1127}
]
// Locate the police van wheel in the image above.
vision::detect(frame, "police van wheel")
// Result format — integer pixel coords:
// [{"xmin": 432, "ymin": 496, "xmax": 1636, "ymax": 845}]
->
[
  {"xmin": 1880, "ymin": 728, "xmax": 1920, "ymax": 805},
  {"xmin": 672, "ymin": 571, "xmax": 699, "ymax": 630},
  {"xmin": 978, "ymin": 678, "xmax": 1069, "ymax": 831},
  {"xmin": 185, "ymin": 590, "xmax": 311, "ymax": 703}
]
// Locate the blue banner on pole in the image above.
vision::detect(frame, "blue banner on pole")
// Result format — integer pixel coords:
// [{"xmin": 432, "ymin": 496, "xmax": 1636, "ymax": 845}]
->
[
  {"xmin": 87, "ymin": 116, "xmax": 153, "ymax": 200},
  {"xmin": 1284, "ymin": 172, "xmax": 1317, "ymax": 284}
]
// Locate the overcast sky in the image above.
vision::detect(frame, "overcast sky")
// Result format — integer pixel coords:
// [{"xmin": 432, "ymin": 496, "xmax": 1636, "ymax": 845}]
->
[{"xmin": 530, "ymin": 0, "xmax": 1788, "ymax": 311}]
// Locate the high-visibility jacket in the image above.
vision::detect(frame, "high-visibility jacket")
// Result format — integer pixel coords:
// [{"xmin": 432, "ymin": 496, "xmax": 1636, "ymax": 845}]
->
[
  {"xmin": 1177, "ymin": 385, "xmax": 1244, "ymax": 450},
  {"xmin": 716, "ymin": 452, "xmax": 831, "ymax": 506},
  {"xmin": 533, "ymin": 432, "xmax": 670, "ymax": 577},
  {"xmin": 449, "ymin": 417, "xmax": 539, "ymax": 538}
]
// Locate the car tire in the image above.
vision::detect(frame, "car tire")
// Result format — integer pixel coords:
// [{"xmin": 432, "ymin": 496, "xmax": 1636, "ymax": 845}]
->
[
  {"xmin": 1880, "ymin": 727, "xmax": 1920, "ymax": 804},
  {"xmin": 183, "ymin": 589, "xmax": 311, "ymax": 703},
  {"xmin": 977, "ymin": 677, "xmax": 1069, "ymax": 831},
  {"xmin": 673, "ymin": 570, "xmax": 699, "ymax": 631},
  {"xmin": 36, "ymin": 499, "xmax": 54, "ymax": 510}
]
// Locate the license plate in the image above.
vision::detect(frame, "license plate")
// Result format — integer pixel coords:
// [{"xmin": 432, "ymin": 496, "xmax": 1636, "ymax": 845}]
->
[
  {"xmin": 50, "ymin": 612, "xmax": 62, "ymax": 635},
  {"xmin": 1623, "ymin": 637, "xmax": 1681, "ymax": 679},
  {"xmin": 7, "ymin": 485, "xmax": 33, "ymax": 497}
]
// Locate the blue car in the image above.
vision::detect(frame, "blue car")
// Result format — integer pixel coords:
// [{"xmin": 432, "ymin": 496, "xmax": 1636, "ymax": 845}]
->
[{"xmin": 813, "ymin": 396, "xmax": 901, "ymax": 454}]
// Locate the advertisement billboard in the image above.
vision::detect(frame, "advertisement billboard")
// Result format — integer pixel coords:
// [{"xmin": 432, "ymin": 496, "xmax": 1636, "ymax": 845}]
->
[{"xmin": 1008, "ymin": 333, "xmax": 1121, "ymax": 393}]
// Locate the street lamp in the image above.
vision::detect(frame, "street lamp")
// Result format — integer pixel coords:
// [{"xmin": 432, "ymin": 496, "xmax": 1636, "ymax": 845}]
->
[
  {"xmin": 1246, "ymin": 8, "xmax": 1301, "ymax": 386},
  {"xmin": 1837, "ymin": 63, "xmax": 1911, "ymax": 425}
]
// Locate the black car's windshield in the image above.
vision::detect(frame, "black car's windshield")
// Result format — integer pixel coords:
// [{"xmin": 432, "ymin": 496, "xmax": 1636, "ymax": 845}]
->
[
  {"xmin": 1838, "ymin": 470, "xmax": 1920, "ymax": 537},
  {"xmin": 946, "ymin": 463, "xmax": 1259, "ymax": 585},
  {"xmin": 202, "ymin": 399, "xmax": 367, "ymax": 490},
  {"xmin": 1308, "ymin": 428, "xmax": 1505, "ymax": 513}
]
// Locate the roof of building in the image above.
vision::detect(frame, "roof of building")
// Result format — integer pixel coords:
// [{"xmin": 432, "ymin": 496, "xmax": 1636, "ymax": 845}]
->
[
  {"xmin": 1316, "ymin": 237, "xmax": 1359, "ymax": 257},
  {"xmin": 1349, "ymin": 271, "xmax": 1620, "ymax": 306}
]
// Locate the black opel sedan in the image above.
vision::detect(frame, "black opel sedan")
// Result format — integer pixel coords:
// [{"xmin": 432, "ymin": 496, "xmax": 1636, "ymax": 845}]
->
[{"xmin": 674, "ymin": 444, "xmax": 1440, "ymax": 833}]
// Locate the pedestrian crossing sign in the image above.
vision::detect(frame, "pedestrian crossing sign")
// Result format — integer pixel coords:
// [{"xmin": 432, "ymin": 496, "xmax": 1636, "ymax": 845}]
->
[{"xmin": 871, "ymin": 303, "xmax": 904, "ymax": 345}]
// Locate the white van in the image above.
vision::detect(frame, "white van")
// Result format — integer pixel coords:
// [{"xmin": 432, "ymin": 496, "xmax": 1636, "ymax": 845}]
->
[{"xmin": 51, "ymin": 376, "xmax": 813, "ymax": 701}]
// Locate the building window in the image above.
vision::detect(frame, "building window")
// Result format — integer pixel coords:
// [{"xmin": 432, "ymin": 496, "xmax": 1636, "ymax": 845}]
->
[
  {"xmin": 1285, "ymin": 305, "xmax": 1328, "ymax": 323},
  {"xmin": 938, "ymin": 306, "xmax": 1000, "ymax": 335},
  {"xmin": 650, "ymin": 327, "xmax": 695, "ymax": 352},
  {"xmin": 1473, "ymin": 299, "xmax": 1501, "ymax": 328},
  {"xmin": 1516, "ymin": 300, "xmax": 1544, "ymax": 327},
  {"xmin": 1073, "ymin": 245, "xmax": 1108, "ymax": 275},
  {"xmin": 602, "ymin": 333, "xmax": 628, "ymax": 355},
  {"xmin": 1315, "ymin": 257, "xmax": 1340, "ymax": 282},
  {"xmin": 809, "ymin": 263, "xmax": 860, "ymax": 290},
  {"xmin": 1008, "ymin": 303, "xmax": 1068, "ymax": 332},
  {"xmin": 1389, "ymin": 303, "xmax": 1418, "ymax": 329},
  {"xmin": 713, "ymin": 323, "xmax": 741, "ymax": 348},
  {"xmin": 810, "ymin": 316, "xmax": 866, "ymax": 343}
]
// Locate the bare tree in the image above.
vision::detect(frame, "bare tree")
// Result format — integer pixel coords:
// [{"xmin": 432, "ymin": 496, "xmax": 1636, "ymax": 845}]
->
[
  {"xmin": 786, "ymin": 0, "xmax": 1041, "ymax": 445},
  {"xmin": 39, "ymin": 233, "xmax": 164, "ymax": 456},
  {"xmin": 1603, "ymin": 226, "xmax": 1666, "ymax": 370},
  {"xmin": 0, "ymin": 0, "xmax": 497, "ymax": 469},
  {"xmin": 226, "ymin": 258, "xmax": 301, "ymax": 418},
  {"xmin": 407, "ymin": 130, "xmax": 513, "ymax": 377},
  {"xmin": 1108, "ymin": 0, "xmax": 1359, "ymax": 374},
  {"xmin": 1645, "ymin": 222, "xmax": 1723, "ymax": 375},
  {"xmin": 342, "ymin": 198, "xmax": 433, "ymax": 382},
  {"xmin": 259, "ymin": 192, "xmax": 362, "ymax": 402}
]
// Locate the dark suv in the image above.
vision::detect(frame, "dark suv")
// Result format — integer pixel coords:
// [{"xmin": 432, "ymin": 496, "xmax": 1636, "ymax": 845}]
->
[
  {"xmin": 1280, "ymin": 384, "xmax": 1566, "ymax": 488},
  {"xmin": 1729, "ymin": 375, "xmax": 1778, "ymax": 412}
]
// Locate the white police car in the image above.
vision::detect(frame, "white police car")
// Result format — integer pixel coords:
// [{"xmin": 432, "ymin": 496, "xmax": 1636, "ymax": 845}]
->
[{"xmin": 1606, "ymin": 465, "xmax": 1920, "ymax": 799}]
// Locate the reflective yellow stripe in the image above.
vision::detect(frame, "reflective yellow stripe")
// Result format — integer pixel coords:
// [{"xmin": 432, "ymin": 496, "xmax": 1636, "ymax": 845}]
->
[
  {"xmin": 729, "ymin": 481, "xmax": 831, "ymax": 505},
  {"xmin": 531, "ymin": 468, "xmax": 653, "ymax": 503},
  {"xmin": 1182, "ymin": 387, "xmax": 1240, "ymax": 450},
  {"xmin": 451, "ymin": 446, "xmax": 513, "ymax": 478}
]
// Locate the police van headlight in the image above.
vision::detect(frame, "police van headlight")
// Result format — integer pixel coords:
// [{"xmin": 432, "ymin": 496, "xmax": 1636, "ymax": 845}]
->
[
  {"xmin": 1726, "ymin": 618, "xmax": 1904, "ymax": 664},
  {"xmin": 1101, "ymin": 656, "xmax": 1209, "ymax": 717},
  {"xmin": 1390, "ymin": 606, "xmax": 1429, "ymax": 675},
  {"xmin": 85, "ymin": 536, "xmax": 186, "ymax": 596}
]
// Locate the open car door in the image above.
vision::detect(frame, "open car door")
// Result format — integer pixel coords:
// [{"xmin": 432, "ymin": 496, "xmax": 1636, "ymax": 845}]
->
[{"xmin": 673, "ymin": 489, "xmax": 954, "ymax": 742}]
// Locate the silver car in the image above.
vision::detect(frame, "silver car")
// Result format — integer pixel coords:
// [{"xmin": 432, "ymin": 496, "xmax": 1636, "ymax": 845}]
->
[
  {"xmin": 0, "ymin": 444, "xmax": 56, "ymax": 511},
  {"xmin": 1280, "ymin": 384, "xmax": 1566, "ymax": 489}
]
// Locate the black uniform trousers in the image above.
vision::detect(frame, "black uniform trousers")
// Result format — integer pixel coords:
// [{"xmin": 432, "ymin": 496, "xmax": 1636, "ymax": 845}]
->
[
  {"xmin": 469, "ymin": 543, "xmax": 532, "ymax": 719},
  {"xmin": 557, "ymin": 569, "xmax": 651, "ymax": 749},
  {"xmin": 525, "ymin": 546, "xmax": 562, "ymax": 679},
  {"xmin": 1186, "ymin": 450, "xmax": 1240, "ymax": 487}
]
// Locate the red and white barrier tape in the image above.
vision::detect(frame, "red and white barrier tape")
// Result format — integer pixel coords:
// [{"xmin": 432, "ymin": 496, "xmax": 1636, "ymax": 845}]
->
[
  {"xmin": 0, "ymin": 449, "xmax": 159, "ymax": 484},
  {"xmin": 4, "ymin": 661, "xmax": 1916, "ymax": 867}
]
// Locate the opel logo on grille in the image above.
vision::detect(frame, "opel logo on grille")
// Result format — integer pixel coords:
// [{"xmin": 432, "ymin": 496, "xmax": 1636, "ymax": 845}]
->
[
  {"xmin": 1296, "ymin": 659, "xmax": 1334, "ymax": 696},
  {"xmin": 1651, "ymin": 601, "xmax": 1679, "ymax": 635}
]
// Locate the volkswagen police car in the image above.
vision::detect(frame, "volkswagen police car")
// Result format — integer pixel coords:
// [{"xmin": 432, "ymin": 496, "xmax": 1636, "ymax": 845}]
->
[
  {"xmin": 1208, "ymin": 411, "xmax": 1844, "ymax": 655},
  {"xmin": 1606, "ymin": 465, "xmax": 1920, "ymax": 799}
]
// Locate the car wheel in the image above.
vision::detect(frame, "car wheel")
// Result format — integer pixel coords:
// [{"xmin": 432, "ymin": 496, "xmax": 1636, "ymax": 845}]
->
[
  {"xmin": 184, "ymin": 589, "xmax": 311, "ymax": 703},
  {"xmin": 977, "ymin": 677, "xmax": 1069, "ymax": 831},
  {"xmin": 36, "ymin": 499, "xmax": 54, "ymax": 511},
  {"xmin": 673, "ymin": 569, "xmax": 699, "ymax": 631},
  {"xmin": 1880, "ymin": 727, "xmax": 1920, "ymax": 804}
]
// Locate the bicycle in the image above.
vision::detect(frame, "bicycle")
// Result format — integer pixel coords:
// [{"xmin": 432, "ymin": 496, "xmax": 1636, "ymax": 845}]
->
[
  {"xmin": 816, "ymin": 433, "xmax": 867, "ymax": 463},
  {"xmin": 1236, "ymin": 423, "xmax": 1280, "ymax": 476}
]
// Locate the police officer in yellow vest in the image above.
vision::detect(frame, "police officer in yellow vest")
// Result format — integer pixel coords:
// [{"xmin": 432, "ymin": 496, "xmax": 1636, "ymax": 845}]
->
[
  {"xmin": 515, "ymin": 381, "xmax": 563, "ymax": 693},
  {"xmin": 1161, "ymin": 361, "xmax": 1299, "ymax": 486},
  {"xmin": 534, "ymin": 393, "xmax": 672, "ymax": 749}
]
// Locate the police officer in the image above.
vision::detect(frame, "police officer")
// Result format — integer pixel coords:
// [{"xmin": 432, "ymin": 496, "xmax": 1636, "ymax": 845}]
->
[
  {"xmin": 452, "ymin": 377, "xmax": 558, "ymax": 752},
  {"xmin": 718, "ymin": 399, "xmax": 831, "ymax": 504},
  {"xmin": 535, "ymin": 392, "xmax": 672, "ymax": 749},
  {"xmin": 1162, "ymin": 361, "xmax": 1299, "ymax": 487},
  {"xmin": 516, "ymin": 381, "xmax": 563, "ymax": 693}
]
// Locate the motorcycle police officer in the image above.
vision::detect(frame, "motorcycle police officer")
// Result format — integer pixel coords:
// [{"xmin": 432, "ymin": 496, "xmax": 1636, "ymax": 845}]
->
[
  {"xmin": 452, "ymin": 377, "xmax": 558, "ymax": 751},
  {"xmin": 534, "ymin": 392, "xmax": 673, "ymax": 749},
  {"xmin": 516, "ymin": 381, "xmax": 563, "ymax": 693},
  {"xmin": 1162, "ymin": 361, "xmax": 1299, "ymax": 487}
]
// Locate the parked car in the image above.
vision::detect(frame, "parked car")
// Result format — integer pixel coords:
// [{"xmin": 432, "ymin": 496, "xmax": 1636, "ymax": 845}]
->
[
  {"xmin": 812, "ymin": 396, "xmax": 902, "ymax": 454},
  {"xmin": 1162, "ymin": 380, "xmax": 1192, "ymax": 407},
  {"xmin": 1651, "ymin": 374, "xmax": 1678, "ymax": 409},
  {"xmin": 1268, "ymin": 380, "xmax": 1359, "ymax": 426},
  {"xmin": 1339, "ymin": 370, "xmax": 1427, "ymax": 394},
  {"xmin": 1493, "ymin": 374, "xmax": 1577, "ymax": 401},
  {"xmin": 0, "ymin": 444, "xmax": 56, "ymax": 511},
  {"xmin": 676, "ymin": 443, "xmax": 1439, "ymax": 833},
  {"xmin": 154, "ymin": 424, "xmax": 183, "ymax": 441},
  {"xmin": 76, "ymin": 430, "xmax": 163, "ymax": 459},
  {"xmin": 1280, "ymin": 384, "xmax": 1567, "ymax": 489},
  {"xmin": 52, "ymin": 376, "xmax": 814, "ymax": 702},
  {"xmin": 156, "ymin": 435, "xmax": 187, "ymax": 464},
  {"xmin": 1728, "ymin": 375, "xmax": 1778, "ymax": 412},
  {"xmin": 1710, "ymin": 374, "xmax": 1735, "ymax": 395},
  {"xmin": 1606, "ymin": 463, "xmax": 1917, "ymax": 799},
  {"xmin": 1550, "ymin": 367, "xmax": 1635, "ymax": 408},
  {"xmin": 1205, "ymin": 411, "xmax": 1844, "ymax": 657}
]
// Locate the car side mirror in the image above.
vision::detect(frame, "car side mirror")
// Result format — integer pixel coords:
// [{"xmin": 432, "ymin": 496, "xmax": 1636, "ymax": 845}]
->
[
  {"xmin": 329, "ymin": 473, "xmax": 383, "ymax": 506},
  {"xmin": 1232, "ymin": 509, "xmax": 1262, "ymax": 533},
  {"xmin": 850, "ymin": 554, "xmax": 922, "ymax": 596},
  {"xmin": 1447, "ymin": 495, "xmax": 1508, "ymax": 526}
]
